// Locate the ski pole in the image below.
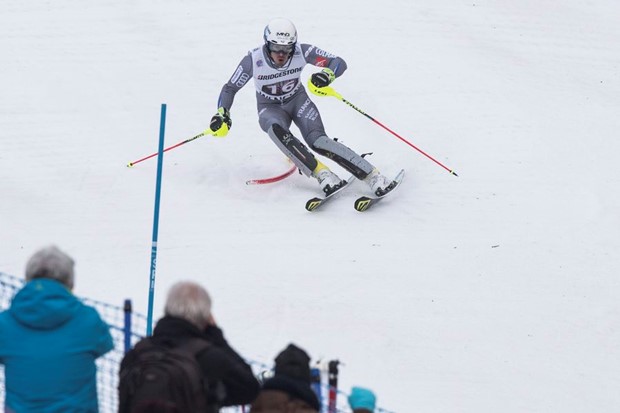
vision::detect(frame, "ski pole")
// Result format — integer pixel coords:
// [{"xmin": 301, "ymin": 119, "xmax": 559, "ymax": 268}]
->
[
  {"xmin": 308, "ymin": 80, "xmax": 458, "ymax": 177},
  {"xmin": 127, "ymin": 127, "xmax": 222, "ymax": 167},
  {"xmin": 327, "ymin": 360, "xmax": 339, "ymax": 413}
]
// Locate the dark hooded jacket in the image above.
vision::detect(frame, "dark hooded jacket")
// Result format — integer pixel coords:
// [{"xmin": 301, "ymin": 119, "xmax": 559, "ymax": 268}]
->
[{"xmin": 120, "ymin": 315, "xmax": 259, "ymax": 412}]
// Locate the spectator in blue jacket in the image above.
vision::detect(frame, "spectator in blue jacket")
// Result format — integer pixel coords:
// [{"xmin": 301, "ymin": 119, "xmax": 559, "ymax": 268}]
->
[{"xmin": 0, "ymin": 245, "xmax": 114, "ymax": 412}]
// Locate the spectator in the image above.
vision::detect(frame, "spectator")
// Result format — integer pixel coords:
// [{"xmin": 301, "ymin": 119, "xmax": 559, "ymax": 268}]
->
[
  {"xmin": 250, "ymin": 343, "xmax": 320, "ymax": 413},
  {"xmin": 119, "ymin": 280, "xmax": 259, "ymax": 413},
  {"xmin": 0, "ymin": 245, "xmax": 114, "ymax": 412},
  {"xmin": 348, "ymin": 386, "xmax": 377, "ymax": 413}
]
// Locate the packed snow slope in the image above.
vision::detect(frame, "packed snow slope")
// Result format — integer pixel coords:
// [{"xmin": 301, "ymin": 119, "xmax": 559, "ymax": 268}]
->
[{"xmin": 1, "ymin": 1, "xmax": 619, "ymax": 412}]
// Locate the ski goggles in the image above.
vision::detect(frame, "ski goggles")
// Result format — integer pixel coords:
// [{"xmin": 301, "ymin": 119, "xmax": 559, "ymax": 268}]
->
[{"xmin": 269, "ymin": 43, "xmax": 294, "ymax": 54}]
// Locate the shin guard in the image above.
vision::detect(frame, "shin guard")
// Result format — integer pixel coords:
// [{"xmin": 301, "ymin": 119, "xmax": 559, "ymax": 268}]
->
[
  {"xmin": 267, "ymin": 124, "xmax": 318, "ymax": 176},
  {"xmin": 311, "ymin": 135, "xmax": 374, "ymax": 179}
]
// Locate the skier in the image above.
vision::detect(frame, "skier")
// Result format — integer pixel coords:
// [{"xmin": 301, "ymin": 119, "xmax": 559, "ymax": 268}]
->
[{"xmin": 209, "ymin": 18, "xmax": 394, "ymax": 196}]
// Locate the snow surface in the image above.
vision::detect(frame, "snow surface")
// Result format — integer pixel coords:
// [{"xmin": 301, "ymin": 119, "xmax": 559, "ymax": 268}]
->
[{"xmin": 1, "ymin": 1, "xmax": 619, "ymax": 412}]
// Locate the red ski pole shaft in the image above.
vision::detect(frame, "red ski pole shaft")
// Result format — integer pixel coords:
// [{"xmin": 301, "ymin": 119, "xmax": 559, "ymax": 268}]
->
[
  {"xmin": 127, "ymin": 130, "xmax": 208, "ymax": 167},
  {"xmin": 340, "ymin": 97, "xmax": 458, "ymax": 176},
  {"xmin": 308, "ymin": 81, "xmax": 458, "ymax": 176}
]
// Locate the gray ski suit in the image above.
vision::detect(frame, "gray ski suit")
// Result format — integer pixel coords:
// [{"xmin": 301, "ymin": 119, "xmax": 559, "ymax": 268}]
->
[{"xmin": 216, "ymin": 44, "xmax": 375, "ymax": 179}]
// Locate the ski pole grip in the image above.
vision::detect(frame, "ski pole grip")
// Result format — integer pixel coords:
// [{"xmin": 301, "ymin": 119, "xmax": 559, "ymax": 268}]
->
[{"xmin": 307, "ymin": 79, "xmax": 342, "ymax": 99}]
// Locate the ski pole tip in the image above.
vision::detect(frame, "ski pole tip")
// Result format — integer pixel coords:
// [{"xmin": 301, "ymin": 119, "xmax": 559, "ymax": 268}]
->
[
  {"xmin": 127, "ymin": 162, "xmax": 134, "ymax": 168},
  {"xmin": 450, "ymin": 170, "xmax": 458, "ymax": 177}
]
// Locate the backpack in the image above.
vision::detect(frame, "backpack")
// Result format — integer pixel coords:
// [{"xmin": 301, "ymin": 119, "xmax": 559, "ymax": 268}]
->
[{"xmin": 119, "ymin": 337, "xmax": 211, "ymax": 413}]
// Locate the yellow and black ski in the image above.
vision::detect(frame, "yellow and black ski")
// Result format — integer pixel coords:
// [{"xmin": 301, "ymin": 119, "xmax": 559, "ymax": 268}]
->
[
  {"xmin": 305, "ymin": 176, "xmax": 355, "ymax": 212},
  {"xmin": 354, "ymin": 169, "xmax": 405, "ymax": 212}
]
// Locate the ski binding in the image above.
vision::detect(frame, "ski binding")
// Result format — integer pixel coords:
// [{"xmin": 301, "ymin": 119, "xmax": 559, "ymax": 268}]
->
[{"xmin": 354, "ymin": 169, "xmax": 405, "ymax": 212}]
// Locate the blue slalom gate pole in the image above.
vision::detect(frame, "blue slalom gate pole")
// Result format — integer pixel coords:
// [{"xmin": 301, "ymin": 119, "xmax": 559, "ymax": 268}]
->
[{"xmin": 146, "ymin": 103, "xmax": 167, "ymax": 336}]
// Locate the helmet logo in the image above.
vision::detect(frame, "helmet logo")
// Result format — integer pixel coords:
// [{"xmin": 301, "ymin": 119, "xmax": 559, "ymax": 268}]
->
[{"xmin": 277, "ymin": 32, "xmax": 290, "ymax": 37}]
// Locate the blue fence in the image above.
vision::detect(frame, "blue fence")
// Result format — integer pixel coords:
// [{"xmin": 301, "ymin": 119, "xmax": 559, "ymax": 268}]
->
[{"xmin": 0, "ymin": 272, "xmax": 393, "ymax": 413}]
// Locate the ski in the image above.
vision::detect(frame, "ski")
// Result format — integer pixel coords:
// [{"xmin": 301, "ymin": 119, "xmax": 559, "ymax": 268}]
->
[
  {"xmin": 354, "ymin": 169, "xmax": 405, "ymax": 212},
  {"xmin": 305, "ymin": 176, "xmax": 355, "ymax": 211}
]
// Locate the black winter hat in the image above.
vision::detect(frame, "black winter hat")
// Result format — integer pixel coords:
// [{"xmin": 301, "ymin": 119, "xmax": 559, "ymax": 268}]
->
[
  {"xmin": 274, "ymin": 343, "xmax": 311, "ymax": 383},
  {"xmin": 262, "ymin": 343, "xmax": 319, "ymax": 410}
]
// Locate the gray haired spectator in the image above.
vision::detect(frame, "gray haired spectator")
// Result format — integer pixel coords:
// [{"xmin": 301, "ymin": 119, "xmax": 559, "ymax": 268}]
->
[
  {"xmin": 120, "ymin": 280, "xmax": 259, "ymax": 413},
  {"xmin": 164, "ymin": 280, "xmax": 212, "ymax": 328},
  {"xmin": 0, "ymin": 245, "xmax": 114, "ymax": 412},
  {"xmin": 25, "ymin": 244, "xmax": 75, "ymax": 288}
]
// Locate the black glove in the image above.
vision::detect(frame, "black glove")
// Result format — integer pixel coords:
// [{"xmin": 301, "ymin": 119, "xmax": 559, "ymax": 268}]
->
[
  {"xmin": 310, "ymin": 68, "xmax": 336, "ymax": 88},
  {"xmin": 210, "ymin": 107, "xmax": 232, "ymax": 136}
]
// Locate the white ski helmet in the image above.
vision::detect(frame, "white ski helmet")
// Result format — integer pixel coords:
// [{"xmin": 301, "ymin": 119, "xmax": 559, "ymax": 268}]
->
[{"xmin": 263, "ymin": 18, "xmax": 297, "ymax": 48}]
